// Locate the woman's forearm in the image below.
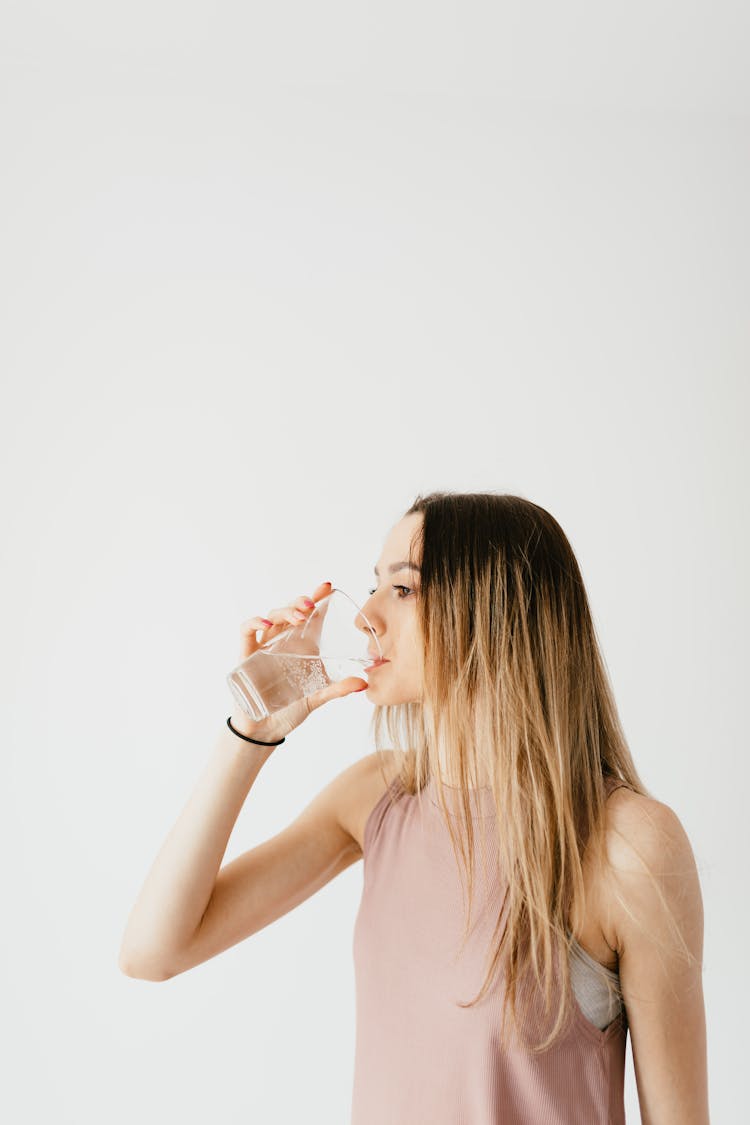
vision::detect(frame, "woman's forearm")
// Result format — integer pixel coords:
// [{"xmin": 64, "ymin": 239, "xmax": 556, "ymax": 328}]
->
[{"xmin": 118, "ymin": 713, "xmax": 276, "ymax": 979}]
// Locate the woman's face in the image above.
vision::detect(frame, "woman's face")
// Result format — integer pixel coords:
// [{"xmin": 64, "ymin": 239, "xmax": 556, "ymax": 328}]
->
[{"xmin": 357, "ymin": 511, "xmax": 424, "ymax": 705}]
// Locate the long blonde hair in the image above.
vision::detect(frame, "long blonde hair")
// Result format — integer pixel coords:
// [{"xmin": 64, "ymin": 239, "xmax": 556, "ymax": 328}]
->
[{"xmin": 370, "ymin": 490, "xmax": 657, "ymax": 1052}]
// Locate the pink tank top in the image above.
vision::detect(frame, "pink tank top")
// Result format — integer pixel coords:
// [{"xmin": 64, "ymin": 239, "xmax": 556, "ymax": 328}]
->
[{"xmin": 351, "ymin": 773, "xmax": 628, "ymax": 1124}]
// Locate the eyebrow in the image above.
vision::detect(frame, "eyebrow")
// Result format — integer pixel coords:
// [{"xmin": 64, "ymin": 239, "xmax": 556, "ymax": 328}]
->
[{"xmin": 373, "ymin": 562, "xmax": 421, "ymax": 576}]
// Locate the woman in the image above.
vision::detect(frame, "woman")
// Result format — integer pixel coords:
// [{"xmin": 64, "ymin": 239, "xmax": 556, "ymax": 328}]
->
[{"xmin": 119, "ymin": 491, "xmax": 709, "ymax": 1124}]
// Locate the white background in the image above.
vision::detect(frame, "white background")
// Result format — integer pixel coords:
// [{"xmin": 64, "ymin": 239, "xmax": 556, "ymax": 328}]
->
[{"xmin": 2, "ymin": 3, "xmax": 747, "ymax": 1121}]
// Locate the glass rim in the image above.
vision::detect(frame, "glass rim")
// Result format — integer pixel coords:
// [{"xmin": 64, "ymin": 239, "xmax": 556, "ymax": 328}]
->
[{"xmin": 321, "ymin": 586, "xmax": 383, "ymax": 659}]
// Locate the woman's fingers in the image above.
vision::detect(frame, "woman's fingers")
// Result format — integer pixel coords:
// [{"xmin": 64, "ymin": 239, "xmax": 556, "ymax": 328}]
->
[
  {"xmin": 287, "ymin": 581, "xmax": 332, "ymax": 616},
  {"xmin": 238, "ymin": 582, "xmax": 332, "ymax": 661},
  {"xmin": 238, "ymin": 615, "xmax": 275, "ymax": 660},
  {"xmin": 309, "ymin": 581, "xmax": 333, "ymax": 601},
  {"xmin": 266, "ymin": 581, "xmax": 333, "ymax": 628}
]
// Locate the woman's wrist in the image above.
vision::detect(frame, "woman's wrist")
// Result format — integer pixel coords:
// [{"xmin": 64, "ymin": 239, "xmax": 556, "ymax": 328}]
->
[
  {"xmin": 226, "ymin": 710, "xmax": 285, "ymax": 748},
  {"xmin": 228, "ymin": 707, "xmax": 259, "ymax": 738}
]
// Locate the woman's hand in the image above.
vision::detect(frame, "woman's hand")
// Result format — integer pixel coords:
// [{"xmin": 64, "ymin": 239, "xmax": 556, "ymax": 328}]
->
[{"xmin": 229, "ymin": 580, "xmax": 368, "ymax": 745}]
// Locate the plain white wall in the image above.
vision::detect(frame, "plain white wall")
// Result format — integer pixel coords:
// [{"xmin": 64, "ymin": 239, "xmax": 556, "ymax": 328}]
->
[{"xmin": 2, "ymin": 3, "xmax": 747, "ymax": 1122}]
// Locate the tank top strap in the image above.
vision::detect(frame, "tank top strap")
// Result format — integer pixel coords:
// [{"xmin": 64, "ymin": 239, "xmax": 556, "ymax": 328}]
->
[
  {"xmin": 362, "ymin": 775, "xmax": 405, "ymax": 856},
  {"xmin": 603, "ymin": 773, "xmax": 631, "ymax": 799}
]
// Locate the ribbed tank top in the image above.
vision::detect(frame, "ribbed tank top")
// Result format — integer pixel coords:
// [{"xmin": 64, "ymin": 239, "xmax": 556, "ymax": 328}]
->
[{"xmin": 351, "ymin": 773, "xmax": 629, "ymax": 1125}]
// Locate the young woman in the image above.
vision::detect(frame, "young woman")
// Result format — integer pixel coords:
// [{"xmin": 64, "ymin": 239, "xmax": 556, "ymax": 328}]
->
[{"xmin": 119, "ymin": 492, "xmax": 709, "ymax": 1124}]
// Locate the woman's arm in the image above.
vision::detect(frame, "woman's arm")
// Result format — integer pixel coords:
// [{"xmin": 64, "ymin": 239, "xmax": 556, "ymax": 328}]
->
[
  {"xmin": 601, "ymin": 791, "xmax": 709, "ymax": 1124},
  {"xmin": 118, "ymin": 714, "xmax": 277, "ymax": 979}
]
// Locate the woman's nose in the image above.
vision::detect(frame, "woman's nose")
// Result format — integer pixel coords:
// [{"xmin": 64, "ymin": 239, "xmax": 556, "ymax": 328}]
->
[
  {"xmin": 356, "ymin": 611, "xmax": 378, "ymax": 635},
  {"xmin": 355, "ymin": 603, "xmax": 382, "ymax": 642}
]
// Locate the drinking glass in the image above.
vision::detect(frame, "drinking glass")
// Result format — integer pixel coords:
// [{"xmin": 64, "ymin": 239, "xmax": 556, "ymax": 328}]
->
[{"xmin": 226, "ymin": 587, "xmax": 383, "ymax": 722}]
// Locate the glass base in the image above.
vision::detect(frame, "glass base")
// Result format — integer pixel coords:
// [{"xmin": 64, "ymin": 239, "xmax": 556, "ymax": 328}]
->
[{"xmin": 226, "ymin": 670, "xmax": 270, "ymax": 723}]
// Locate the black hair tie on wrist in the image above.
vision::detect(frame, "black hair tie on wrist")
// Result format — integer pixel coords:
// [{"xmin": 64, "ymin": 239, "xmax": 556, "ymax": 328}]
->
[{"xmin": 226, "ymin": 716, "xmax": 286, "ymax": 746}]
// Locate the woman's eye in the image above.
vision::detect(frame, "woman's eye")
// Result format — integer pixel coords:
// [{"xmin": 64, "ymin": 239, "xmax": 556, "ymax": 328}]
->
[{"xmin": 367, "ymin": 585, "xmax": 413, "ymax": 598}]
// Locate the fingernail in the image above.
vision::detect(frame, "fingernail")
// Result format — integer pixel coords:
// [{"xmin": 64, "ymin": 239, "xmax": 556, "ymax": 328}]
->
[{"xmin": 303, "ymin": 598, "xmax": 314, "ymax": 607}]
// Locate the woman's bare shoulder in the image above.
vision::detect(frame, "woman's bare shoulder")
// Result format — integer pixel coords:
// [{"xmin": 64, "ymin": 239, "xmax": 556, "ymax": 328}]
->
[
  {"xmin": 338, "ymin": 750, "xmax": 404, "ymax": 853},
  {"xmin": 602, "ymin": 786, "xmax": 686, "ymax": 867},
  {"xmin": 597, "ymin": 786, "xmax": 697, "ymax": 948}
]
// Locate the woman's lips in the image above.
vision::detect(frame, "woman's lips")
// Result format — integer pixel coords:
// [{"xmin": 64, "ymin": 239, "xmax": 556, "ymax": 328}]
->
[{"xmin": 365, "ymin": 658, "xmax": 389, "ymax": 670}]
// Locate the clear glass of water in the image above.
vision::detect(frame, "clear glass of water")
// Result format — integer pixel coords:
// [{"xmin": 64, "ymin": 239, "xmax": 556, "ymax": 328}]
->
[{"xmin": 226, "ymin": 587, "xmax": 383, "ymax": 722}]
